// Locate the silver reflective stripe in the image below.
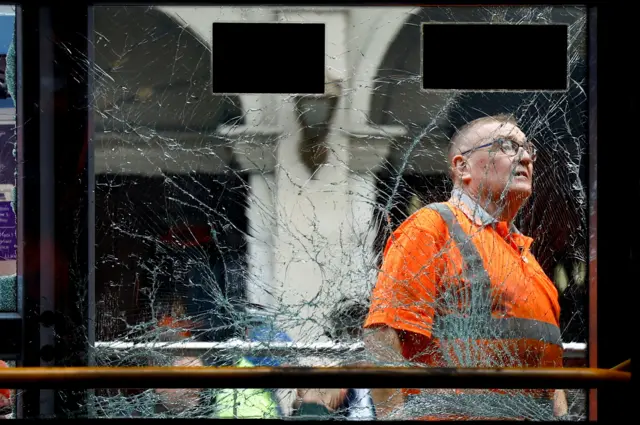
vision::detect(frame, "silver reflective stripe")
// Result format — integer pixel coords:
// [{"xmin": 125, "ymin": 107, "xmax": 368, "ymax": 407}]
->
[
  {"xmin": 425, "ymin": 203, "xmax": 562, "ymax": 346},
  {"xmin": 404, "ymin": 391, "xmax": 555, "ymax": 421},
  {"xmin": 427, "ymin": 203, "xmax": 493, "ymax": 318},
  {"xmin": 434, "ymin": 315, "xmax": 562, "ymax": 345}
]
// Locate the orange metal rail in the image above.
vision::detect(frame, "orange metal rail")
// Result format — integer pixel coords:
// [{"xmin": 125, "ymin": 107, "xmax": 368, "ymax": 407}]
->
[
  {"xmin": 0, "ymin": 366, "xmax": 630, "ymax": 389},
  {"xmin": 611, "ymin": 359, "xmax": 631, "ymax": 372}
]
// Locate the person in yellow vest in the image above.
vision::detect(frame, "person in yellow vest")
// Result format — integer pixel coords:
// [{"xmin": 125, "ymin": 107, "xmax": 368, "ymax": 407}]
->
[
  {"xmin": 154, "ymin": 307, "xmax": 285, "ymax": 418},
  {"xmin": 213, "ymin": 312, "xmax": 291, "ymax": 418},
  {"xmin": 214, "ymin": 356, "xmax": 281, "ymax": 419}
]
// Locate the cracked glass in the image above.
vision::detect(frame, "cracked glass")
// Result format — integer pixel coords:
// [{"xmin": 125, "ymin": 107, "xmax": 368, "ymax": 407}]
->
[{"xmin": 2, "ymin": 4, "xmax": 589, "ymax": 421}]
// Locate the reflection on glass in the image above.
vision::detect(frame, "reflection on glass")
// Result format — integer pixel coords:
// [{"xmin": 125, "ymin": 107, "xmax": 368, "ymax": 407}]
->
[{"xmin": 91, "ymin": 5, "xmax": 588, "ymax": 420}]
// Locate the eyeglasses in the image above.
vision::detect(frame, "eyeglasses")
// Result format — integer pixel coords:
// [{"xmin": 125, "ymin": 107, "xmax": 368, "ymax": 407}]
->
[{"xmin": 460, "ymin": 137, "xmax": 537, "ymax": 162}]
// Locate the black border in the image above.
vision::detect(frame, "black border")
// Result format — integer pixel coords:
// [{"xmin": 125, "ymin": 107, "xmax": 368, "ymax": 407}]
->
[
  {"xmin": 591, "ymin": 4, "xmax": 633, "ymax": 423},
  {"xmin": 9, "ymin": 1, "xmax": 632, "ymax": 423}
]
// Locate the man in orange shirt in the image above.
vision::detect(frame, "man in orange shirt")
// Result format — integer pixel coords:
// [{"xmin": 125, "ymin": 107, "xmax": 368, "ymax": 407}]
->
[{"xmin": 364, "ymin": 114, "xmax": 568, "ymax": 420}]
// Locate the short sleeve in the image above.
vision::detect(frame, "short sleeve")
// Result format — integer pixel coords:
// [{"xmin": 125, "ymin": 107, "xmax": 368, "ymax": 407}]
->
[{"xmin": 364, "ymin": 209, "xmax": 446, "ymax": 340}]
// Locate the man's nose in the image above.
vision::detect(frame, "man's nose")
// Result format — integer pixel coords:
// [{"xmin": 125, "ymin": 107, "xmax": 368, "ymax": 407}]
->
[{"xmin": 517, "ymin": 147, "xmax": 533, "ymax": 166}]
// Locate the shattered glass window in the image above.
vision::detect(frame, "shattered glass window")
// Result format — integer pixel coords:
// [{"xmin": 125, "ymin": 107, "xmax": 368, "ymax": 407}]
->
[{"xmin": 88, "ymin": 5, "xmax": 588, "ymax": 420}]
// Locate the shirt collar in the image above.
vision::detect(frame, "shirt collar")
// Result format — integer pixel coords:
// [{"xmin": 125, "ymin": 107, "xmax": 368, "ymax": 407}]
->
[{"xmin": 448, "ymin": 187, "xmax": 522, "ymax": 235}]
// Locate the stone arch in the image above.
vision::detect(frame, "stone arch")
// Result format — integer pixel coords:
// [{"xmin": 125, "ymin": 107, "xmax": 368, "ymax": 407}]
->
[
  {"xmin": 93, "ymin": 6, "xmax": 244, "ymax": 136},
  {"xmin": 349, "ymin": 8, "xmax": 419, "ymax": 126}
]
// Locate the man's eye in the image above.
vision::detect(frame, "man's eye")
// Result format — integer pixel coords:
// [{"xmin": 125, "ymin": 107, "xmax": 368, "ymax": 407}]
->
[{"xmin": 503, "ymin": 139, "xmax": 518, "ymax": 151}]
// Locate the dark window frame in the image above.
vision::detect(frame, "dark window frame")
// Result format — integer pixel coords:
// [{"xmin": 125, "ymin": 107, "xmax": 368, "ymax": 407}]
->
[{"xmin": 6, "ymin": 4, "xmax": 632, "ymax": 422}]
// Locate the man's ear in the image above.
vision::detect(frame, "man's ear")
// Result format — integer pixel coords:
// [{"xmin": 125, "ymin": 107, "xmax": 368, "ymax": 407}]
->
[{"xmin": 451, "ymin": 155, "xmax": 468, "ymax": 181}]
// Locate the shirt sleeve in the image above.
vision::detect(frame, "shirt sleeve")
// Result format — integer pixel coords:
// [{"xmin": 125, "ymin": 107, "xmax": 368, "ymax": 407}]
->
[{"xmin": 364, "ymin": 211, "xmax": 445, "ymax": 340}]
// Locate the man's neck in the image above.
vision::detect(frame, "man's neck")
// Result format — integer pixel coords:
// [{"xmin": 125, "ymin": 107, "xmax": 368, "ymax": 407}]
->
[
  {"xmin": 482, "ymin": 199, "xmax": 520, "ymax": 223},
  {"xmin": 457, "ymin": 186, "xmax": 522, "ymax": 223}
]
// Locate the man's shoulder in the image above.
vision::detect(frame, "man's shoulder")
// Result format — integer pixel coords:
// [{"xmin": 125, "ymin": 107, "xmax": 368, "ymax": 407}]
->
[
  {"xmin": 394, "ymin": 202, "xmax": 450, "ymax": 236},
  {"xmin": 408, "ymin": 202, "xmax": 451, "ymax": 226}
]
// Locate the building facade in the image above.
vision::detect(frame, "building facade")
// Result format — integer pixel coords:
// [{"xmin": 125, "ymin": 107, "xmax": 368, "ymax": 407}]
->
[{"xmin": 91, "ymin": 6, "xmax": 588, "ymax": 343}]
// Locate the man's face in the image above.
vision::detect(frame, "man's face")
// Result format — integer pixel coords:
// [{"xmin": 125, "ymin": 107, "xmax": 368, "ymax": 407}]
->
[{"xmin": 457, "ymin": 120, "xmax": 534, "ymax": 202}]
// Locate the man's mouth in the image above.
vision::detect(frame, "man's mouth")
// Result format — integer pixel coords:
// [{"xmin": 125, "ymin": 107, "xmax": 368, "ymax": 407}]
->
[{"xmin": 514, "ymin": 170, "xmax": 528, "ymax": 178}]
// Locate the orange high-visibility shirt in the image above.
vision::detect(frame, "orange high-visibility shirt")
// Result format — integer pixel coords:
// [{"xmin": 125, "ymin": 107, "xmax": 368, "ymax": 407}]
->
[{"xmin": 364, "ymin": 191, "xmax": 562, "ymax": 420}]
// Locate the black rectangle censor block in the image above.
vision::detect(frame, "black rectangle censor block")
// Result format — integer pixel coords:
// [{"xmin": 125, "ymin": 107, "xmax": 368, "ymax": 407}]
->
[
  {"xmin": 211, "ymin": 22, "xmax": 325, "ymax": 94},
  {"xmin": 421, "ymin": 23, "xmax": 568, "ymax": 91}
]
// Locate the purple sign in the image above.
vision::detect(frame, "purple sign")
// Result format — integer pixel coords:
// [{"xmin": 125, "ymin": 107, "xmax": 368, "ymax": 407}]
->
[{"xmin": 0, "ymin": 198, "xmax": 15, "ymax": 260}]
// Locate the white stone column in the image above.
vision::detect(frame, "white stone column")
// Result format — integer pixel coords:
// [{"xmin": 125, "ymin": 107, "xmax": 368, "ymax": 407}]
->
[
  {"xmin": 268, "ymin": 10, "xmax": 350, "ymax": 343},
  {"xmin": 231, "ymin": 130, "xmax": 282, "ymax": 311},
  {"xmin": 265, "ymin": 9, "xmax": 413, "ymax": 344},
  {"xmin": 244, "ymin": 172, "xmax": 277, "ymax": 309}
]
